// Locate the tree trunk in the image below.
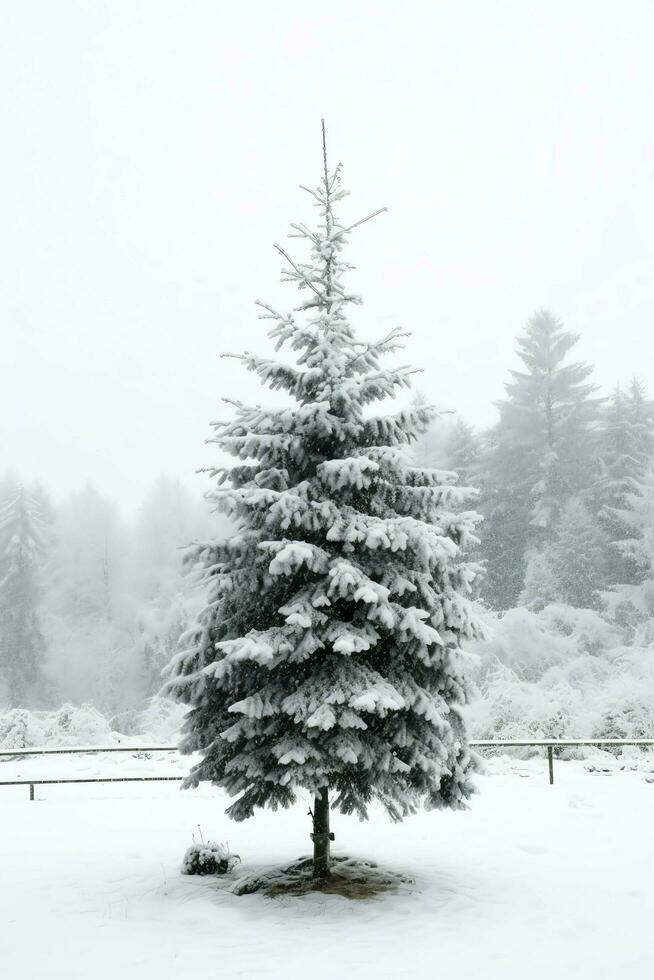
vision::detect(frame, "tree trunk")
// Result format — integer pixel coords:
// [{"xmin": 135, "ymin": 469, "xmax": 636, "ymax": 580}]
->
[{"xmin": 312, "ymin": 787, "xmax": 331, "ymax": 879}]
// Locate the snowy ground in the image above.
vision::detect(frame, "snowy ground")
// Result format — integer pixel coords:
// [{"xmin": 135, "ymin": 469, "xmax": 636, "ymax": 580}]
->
[{"xmin": 2, "ymin": 752, "xmax": 653, "ymax": 979}]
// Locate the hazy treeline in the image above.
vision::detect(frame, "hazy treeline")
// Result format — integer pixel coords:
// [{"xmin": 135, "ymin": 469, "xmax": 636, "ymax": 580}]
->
[
  {"xmin": 420, "ymin": 309, "xmax": 654, "ymax": 624},
  {"xmin": 0, "ymin": 474, "xmax": 222, "ymax": 716},
  {"xmin": 415, "ymin": 308, "xmax": 654, "ymax": 744},
  {"xmin": 3, "ymin": 307, "xmax": 654, "ymax": 743}
]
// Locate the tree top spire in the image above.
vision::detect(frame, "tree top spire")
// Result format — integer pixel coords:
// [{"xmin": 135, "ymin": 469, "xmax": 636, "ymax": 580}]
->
[{"xmin": 321, "ymin": 118, "xmax": 328, "ymax": 183}]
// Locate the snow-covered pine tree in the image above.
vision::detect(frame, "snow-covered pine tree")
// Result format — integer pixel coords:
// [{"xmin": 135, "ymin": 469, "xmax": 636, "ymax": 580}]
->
[
  {"xmin": 166, "ymin": 124, "xmax": 484, "ymax": 879},
  {"xmin": 44, "ymin": 484, "xmax": 137, "ymax": 714},
  {"xmin": 596, "ymin": 379, "xmax": 654, "ymax": 587},
  {"xmin": 603, "ymin": 465, "xmax": 654, "ymax": 636},
  {"xmin": 446, "ymin": 417, "xmax": 482, "ymax": 488},
  {"xmin": 553, "ymin": 499, "xmax": 607, "ymax": 609},
  {"xmin": 480, "ymin": 310, "xmax": 600, "ymax": 609},
  {"xmin": 126, "ymin": 477, "xmax": 217, "ymax": 700},
  {"xmin": 520, "ymin": 498, "xmax": 606, "ymax": 610},
  {"xmin": 0, "ymin": 485, "xmax": 47, "ymax": 706},
  {"xmin": 411, "ymin": 393, "xmax": 454, "ymax": 472}
]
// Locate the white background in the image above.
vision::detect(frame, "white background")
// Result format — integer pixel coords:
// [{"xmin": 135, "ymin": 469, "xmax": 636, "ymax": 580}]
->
[{"xmin": 3, "ymin": 1, "xmax": 654, "ymax": 509}]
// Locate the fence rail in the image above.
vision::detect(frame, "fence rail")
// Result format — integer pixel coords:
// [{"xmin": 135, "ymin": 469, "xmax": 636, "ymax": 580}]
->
[
  {"xmin": 471, "ymin": 739, "xmax": 654, "ymax": 748},
  {"xmin": 0, "ymin": 744, "xmax": 177, "ymax": 757},
  {"xmin": 470, "ymin": 739, "xmax": 654, "ymax": 784},
  {"xmin": 1, "ymin": 739, "xmax": 653, "ymax": 798},
  {"xmin": 0, "ymin": 775, "xmax": 183, "ymax": 801}
]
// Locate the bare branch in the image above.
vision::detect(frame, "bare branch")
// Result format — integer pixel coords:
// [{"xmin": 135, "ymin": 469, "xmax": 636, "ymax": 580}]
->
[
  {"xmin": 352, "ymin": 326, "xmax": 411, "ymax": 348},
  {"xmin": 333, "ymin": 207, "xmax": 388, "ymax": 240},
  {"xmin": 254, "ymin": 300, "xmax": 288, "ymax": 321},
  {"xmin": 288, "ymin": 222, "xmax": 320, "ymax": 242},
  {"xmin": 299, "ymin": 184, "xmax": 324, "ymax": 203},
  {"xmin": 273, "ymin": 243, "xmax": 324, "ymax": 299}
]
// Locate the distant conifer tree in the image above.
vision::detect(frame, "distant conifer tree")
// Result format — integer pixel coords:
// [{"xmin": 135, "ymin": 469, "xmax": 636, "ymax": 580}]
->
[
  {"xmin": 596, "ymin": 378, "xmax": 654, "ymax": 587},
  {"xmin": 481, "ymin": 310, "xmax": 600, "ymax": 609},
  {"xmin": 0, "ymin": 485, "xmax": 47, "ymax": 705}
]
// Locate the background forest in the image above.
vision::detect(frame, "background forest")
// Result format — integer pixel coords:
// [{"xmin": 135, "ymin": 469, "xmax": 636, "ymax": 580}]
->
[{"xmin": 3, "ymin": 307, "xmax": 654, "ymax": 747}]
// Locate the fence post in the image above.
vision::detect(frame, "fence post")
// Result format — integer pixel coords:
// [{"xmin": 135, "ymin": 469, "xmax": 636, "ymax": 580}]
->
[
  {"xmin": 548, "ymin": 746, "xmax": 554, "ymax": 785},
  {"xmin": 29, "ymin": 783, "xmax": 34, "ymax": 801}
]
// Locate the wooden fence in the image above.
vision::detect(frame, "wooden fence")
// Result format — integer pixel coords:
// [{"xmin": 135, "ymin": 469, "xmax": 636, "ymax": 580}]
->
[{"xmin": 1, "ymin": 739, "xmax": 653, "ymax": 798}]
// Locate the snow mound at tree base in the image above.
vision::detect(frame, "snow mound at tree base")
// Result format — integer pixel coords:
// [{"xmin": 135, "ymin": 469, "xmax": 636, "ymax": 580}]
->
[{"xmin": 230, "ymin": 855, "xmax": 415, "ymax": 900}]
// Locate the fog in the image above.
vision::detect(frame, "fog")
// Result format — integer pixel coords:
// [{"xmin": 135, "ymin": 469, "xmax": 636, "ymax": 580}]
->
[
  {"xmin": 3, "ymin": 1, "xmax": 654, "ymax": 510},
  {"xmin": 5, "ymin": 11, "xmax": 654, "ymax": 976},
  {"xmin": 3, "ymin": 2, "xmax": 654, "ymax": 751}
]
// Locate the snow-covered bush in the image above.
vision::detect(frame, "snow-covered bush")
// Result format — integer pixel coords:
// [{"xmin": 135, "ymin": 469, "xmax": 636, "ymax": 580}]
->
[
  {"xmin": 181, "ymin": 839, "xmax": 240, "ymax": 876},
  {"xmin": 590, "ymin": 648, "xmax": 654, "ymax": 740},
  {"xmin": 41, "ymin": 703, "xmax": 119, "ymax": 746},
  {"xmin": 137, "ymin": 697, "xmax": 186, "ymax": 742},
  {"xmin": 467, "ymin": 605, "xmax": 654, "ymax": 747},
  {"xmin": 469, "ymin": 664, "xmax": 591, "ymax": 746},
  {"xmin": 594, "ymin": 700, "xmax": 653, "ymax": 741},
  {"xmin": 471, "ymin": 605, "xmax": 620, "ymax": 687},
  {"xmin": 0, "ymin": 708, "xmax": 46, "ymax": 750},
  {"xmin": 0, "ymin": 697, "xmax": 185, "ymax": 749}
]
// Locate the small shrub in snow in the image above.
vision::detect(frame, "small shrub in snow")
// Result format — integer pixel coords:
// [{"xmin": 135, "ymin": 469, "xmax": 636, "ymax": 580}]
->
[
  {"xmin": 181, "ymin": 836, "xmax": 239, "ymax": 876},
  {"xmin": 593, "ymin": 699, "xmax": 654, "ymax": 742},
  {"xmin": 0, "ymin": 708, "xmax": 45, "ymax": 750},
  {"xmin": 109, "ymin": 707, "xmax": 142, "ymax": 736},
  {"xmin": 41, "ymin": 703, "xmax": 119, "ymax": 746},
  {"xmin": 137, "ymin": 697, "xmax": 186, "ymax": 742}
]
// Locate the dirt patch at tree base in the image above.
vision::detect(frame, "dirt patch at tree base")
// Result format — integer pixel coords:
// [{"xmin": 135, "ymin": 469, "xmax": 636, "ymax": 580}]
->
[{"xmin": 231, "ymin": 855, "xmax": 415, "ymax": 900}]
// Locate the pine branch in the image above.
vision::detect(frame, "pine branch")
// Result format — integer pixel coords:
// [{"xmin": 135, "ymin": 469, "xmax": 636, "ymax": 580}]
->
[
  {"xmin": 298, "ymin": 184, "xmax": 326, "ymax": 204},
  {"xmin": 254, "ymin": 301, "xmax": 297, "ymax": 331},
  {"xmin": 288, "ymin": 222, "xmax": 320, "ymax": 243},
  {"xmin": 345, "ymin": 327, "xmax": 411, "ymax": 368},
  {"xmin": 332, "ymin": 208, "xmax": 388, "ymax": 240},
  {"xmin": 254, "ymin": 300, "xmax": 280, "ymax": 319},
  {"xmin": 273, "ymin": 243, "xmax": 324, "ymax": 299}
]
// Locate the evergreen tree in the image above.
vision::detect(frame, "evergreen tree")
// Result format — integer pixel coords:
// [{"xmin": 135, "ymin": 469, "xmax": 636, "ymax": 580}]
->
[
  {"xmin": 520, "ymin": 498, "xmax": 606, "ymax": 610},
  {"xmin": 519, "ymin": 548, "xmax": 560, "ymax": 611},
  {"xmin": 0, "ymin": 485, "xmax": 47, "ymax": 705},
  {"xmin": 166, "ymin": 126, "xmax": 483, "ymax": 878},
  {"xmin": 129, "ymin": 477, "xmax": 219, "ymax": 700},
  {"xmin": 446, "ymin": 417, "xmax": 481, "ymax": 487},
  {"xmin": 138, "ymin": 591, "xmax": 189, "ymax": 698},
  {"xmin": 480, "ymin": 310, "xmax": 599, "ymax": 609},
  {"xmin": 410, "ymin": 394, "xmax": 453, "ymax": 472},
  {"xmin": 603, "ymin": 466, "xmax": 654, "ymax": 635},
  {"xmin": 47, "ymin": 484, "xmax": 123, "ymax": 624},
  {"xmin": 596, "ymin": 378, "xmax": 654, "ymax": 587},
  {"xmin": 44, "ymin": 484, "xmax": 136, "ymax": 714},
  {"xmin": 0, "ymin": 470, "xmax": 19, "ymax": 503}
]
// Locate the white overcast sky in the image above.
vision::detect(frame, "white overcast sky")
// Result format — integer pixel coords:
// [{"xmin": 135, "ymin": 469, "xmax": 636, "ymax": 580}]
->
[{"xmin": 3, "ymin": 1, "xmax": 654, "ymax": 511}]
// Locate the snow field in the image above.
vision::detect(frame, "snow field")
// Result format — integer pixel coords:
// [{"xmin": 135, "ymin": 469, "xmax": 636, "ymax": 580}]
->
[{"xmin": 1, "ymin": 757, "xmax": 653, "ymax": 979}]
